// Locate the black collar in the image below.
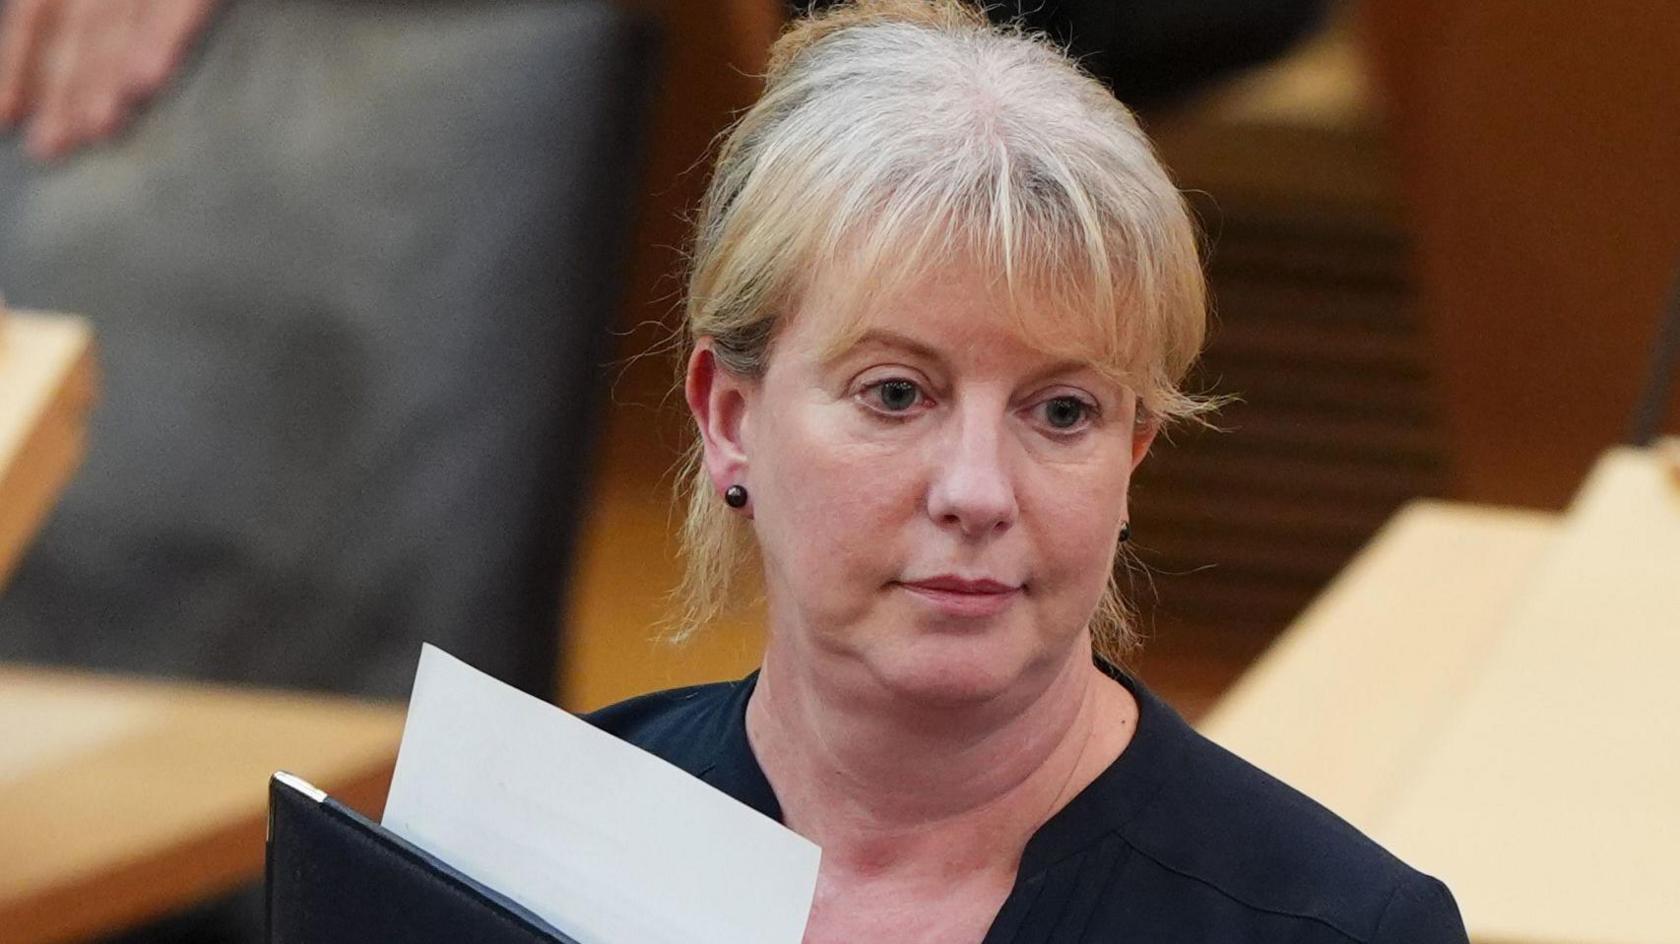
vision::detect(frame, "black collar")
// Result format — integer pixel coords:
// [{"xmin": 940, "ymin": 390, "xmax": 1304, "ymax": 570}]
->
[{"xmin": 695, "ymin": 660, "xmax": 1194, "ymax": 879}]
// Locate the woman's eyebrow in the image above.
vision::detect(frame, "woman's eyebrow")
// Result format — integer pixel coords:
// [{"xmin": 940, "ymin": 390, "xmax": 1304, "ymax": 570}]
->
[
  {"xmin": 1023, "ymin": 358, "xmax": 1100, "ymax": 386},
  {"xmin": 828, "ymin": 328, "xmax": 946, "ymax": 367},
  {"xmin": 831, "ymin": 330, "xmax": 1101, "ymax": 385}
]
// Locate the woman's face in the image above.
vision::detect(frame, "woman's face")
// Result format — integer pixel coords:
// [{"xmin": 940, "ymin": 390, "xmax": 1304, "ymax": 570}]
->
[{"xmin": 692, "ymin": 259, "xmax": 1155, "ymax": 706}]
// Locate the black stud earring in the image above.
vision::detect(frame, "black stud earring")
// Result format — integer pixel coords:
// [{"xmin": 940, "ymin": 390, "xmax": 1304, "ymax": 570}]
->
[
  {"xmin": 1118, "ymin": 521, "xmax": 1132, "ymax": 543},
  {"xmin": 724, "ymin": 484, "xmax": 749, "ymax": 509}
]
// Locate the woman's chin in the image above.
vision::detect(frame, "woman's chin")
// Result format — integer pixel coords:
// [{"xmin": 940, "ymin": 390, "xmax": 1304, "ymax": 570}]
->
[{"xmin": 859, "ymin": 631, "xmax": 1050, "ymax": 710}]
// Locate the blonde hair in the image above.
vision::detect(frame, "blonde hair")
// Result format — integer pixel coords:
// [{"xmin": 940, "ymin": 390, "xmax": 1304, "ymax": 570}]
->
[{"xmin": 674, "ymin": 0, "xmax": 1211, "ymax": 664}]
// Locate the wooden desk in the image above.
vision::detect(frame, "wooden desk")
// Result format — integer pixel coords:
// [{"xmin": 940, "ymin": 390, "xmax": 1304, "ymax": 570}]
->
[
  {"xmin": 0, "ymin": 310, "xmax": 97, "ymax": 589},
  {"xmin": 1198, "ymin": 500, "xmax": 1560, "ymax": 828},
  {"xmin": 0, "ymin": 665, "xmax": 404, "ymax": 944},
  {"xmin": 1202, "ymin": 449, "xmax": 1680, "ymax": 943}
]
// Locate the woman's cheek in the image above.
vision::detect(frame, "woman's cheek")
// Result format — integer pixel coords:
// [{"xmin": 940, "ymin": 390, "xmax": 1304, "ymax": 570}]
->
[
  {"xmin": 1032, "ymin": 469, "xmax": 1124, "ymax": 579},
  {"xmin": 776, "ymin": 443, "xmax": 886, "ymax": 534}
]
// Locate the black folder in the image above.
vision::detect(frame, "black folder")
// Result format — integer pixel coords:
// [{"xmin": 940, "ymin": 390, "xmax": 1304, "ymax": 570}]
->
[{"xmin": 266, "ymin": 772, "xmax": 582, "ymax": 943}]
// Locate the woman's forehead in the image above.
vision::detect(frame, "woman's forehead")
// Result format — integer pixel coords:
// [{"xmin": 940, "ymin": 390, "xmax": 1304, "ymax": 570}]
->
[{"xmin": 788, "ymin": 258, "xmax": 1133, "ymax": 379}]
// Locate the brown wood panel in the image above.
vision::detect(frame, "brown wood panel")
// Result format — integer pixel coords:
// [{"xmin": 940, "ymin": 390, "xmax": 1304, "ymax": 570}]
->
[
  {"xmin": 1143, "ymin": 449, "xmax": 1438, "ymax": 504},
  {"xmin": 1363, "ymin": 0, "xmax": 1680, "ymax": 507},
  {"xmin": 1132, "ymin": 15, "xmax": 1449, "ymax": 677}
]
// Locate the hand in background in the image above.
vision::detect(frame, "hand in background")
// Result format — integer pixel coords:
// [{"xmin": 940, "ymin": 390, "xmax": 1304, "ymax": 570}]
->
[{"xmin": 0, "ymin": 0, "xmax": 219, "ymax": 161}]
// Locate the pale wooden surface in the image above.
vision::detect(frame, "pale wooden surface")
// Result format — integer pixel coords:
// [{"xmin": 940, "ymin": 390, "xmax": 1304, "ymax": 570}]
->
[
  {"xmin": 1199, "ymin": 501, "xmax": 1559, "ymax": 829},
  {"xmin": 1379, "ymin": 450, "xmax": 1680, "ymax": 944},
  {"xmin": 1203, "ymin": 448, "xmax": 1680, "ymax": 944},
  {"xmin": 0, "ymin": 665, "xmax": 405, "ymax": 944},
  {"xmin": 0, "ymin": 310, "xmax": 97, "ymax": 590}
]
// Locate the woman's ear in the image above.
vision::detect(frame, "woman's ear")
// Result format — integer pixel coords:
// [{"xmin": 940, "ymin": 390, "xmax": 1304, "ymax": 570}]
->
[{"xmin": 685, "ymin": 340, "xmax": 754, "ymax": 495}]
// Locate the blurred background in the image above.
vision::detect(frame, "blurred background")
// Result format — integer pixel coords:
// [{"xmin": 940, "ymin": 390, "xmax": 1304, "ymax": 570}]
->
[{"xmin": 1, "ymin": 0, "xmax": 1676, "ymax": 941}]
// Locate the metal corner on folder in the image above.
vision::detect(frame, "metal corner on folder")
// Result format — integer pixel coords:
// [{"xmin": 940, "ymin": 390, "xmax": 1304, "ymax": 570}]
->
[{"xmin": 273, "ymin": 770, "xmax": 328, "ymax": 803}]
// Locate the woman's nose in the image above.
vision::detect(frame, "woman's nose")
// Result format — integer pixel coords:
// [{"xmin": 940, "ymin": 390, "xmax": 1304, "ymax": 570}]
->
[{"xmin": 926, "ymin": 412, "xmax": 1018, "ymax": 538}]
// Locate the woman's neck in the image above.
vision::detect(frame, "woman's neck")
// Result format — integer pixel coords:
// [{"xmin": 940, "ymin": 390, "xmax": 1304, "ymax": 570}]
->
[{"xmin": 744, "ymin": 638, "xmax": 1137, "ymax": 886}]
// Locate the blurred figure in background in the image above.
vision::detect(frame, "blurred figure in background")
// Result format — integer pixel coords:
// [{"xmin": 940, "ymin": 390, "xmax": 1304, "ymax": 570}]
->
[
  {"xmin": 3, "ymin": 0, "xmax": 1329, "ymax": 161},
  {"xmin": 0, "ymin": 0, "xmax": 219, "ymax": 160},
  {"xmin": 0, "ymin": 1, "xmax": 657, "ymax": 938}
]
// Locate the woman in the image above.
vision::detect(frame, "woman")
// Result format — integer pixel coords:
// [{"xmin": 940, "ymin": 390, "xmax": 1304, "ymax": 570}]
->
[{"xmin": 589, "ymin": 2, "xmax": 1469, "ymax": 941}]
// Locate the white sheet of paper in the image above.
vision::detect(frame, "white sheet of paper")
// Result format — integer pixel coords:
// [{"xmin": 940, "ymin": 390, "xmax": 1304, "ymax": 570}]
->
[{"xmin": 382, "ymin": 645, "xmax": 820, "ymax": 944}]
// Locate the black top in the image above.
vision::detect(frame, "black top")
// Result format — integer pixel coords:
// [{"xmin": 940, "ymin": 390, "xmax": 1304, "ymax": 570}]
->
[{"xmin": 584, "ymin": 668, "xmax": 1469, "ymax": 943}]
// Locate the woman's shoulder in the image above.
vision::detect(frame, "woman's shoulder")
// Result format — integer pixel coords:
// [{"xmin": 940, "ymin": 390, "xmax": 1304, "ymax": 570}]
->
[
  {"xmin": 579, "ymin": 676, "xmax": 752, "ymax": 779},
  {"xmin": 1117, "ymin": 700, "xmax": 1466, "ymax": 942}
]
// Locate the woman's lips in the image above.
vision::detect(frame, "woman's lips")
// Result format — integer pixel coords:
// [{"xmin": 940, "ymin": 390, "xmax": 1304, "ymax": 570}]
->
[{"xmin": 897, "ymin": 577, "xmax": 1022, "ymax": 617}]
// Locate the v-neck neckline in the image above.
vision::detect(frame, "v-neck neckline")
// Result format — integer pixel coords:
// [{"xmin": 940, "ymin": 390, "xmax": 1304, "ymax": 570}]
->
[{"xmin": 695, "ymin": 661, "xmax": 1194, "ymax": 939}]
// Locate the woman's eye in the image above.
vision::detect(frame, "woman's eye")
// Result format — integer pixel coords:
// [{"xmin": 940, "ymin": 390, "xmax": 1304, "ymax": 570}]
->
[
  {"xmin": 1041, "ymin": 395, "xmax": 1093, "ymax": 431},
  {"xmin": 868, "ymin": 378, "xmax": 924, "ymax": 412}
]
